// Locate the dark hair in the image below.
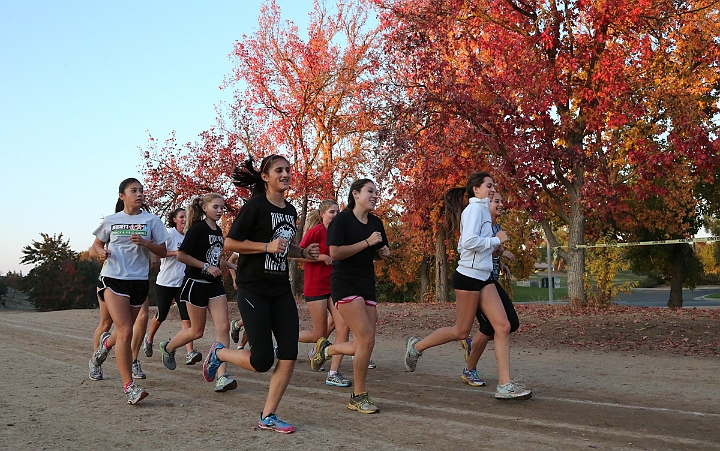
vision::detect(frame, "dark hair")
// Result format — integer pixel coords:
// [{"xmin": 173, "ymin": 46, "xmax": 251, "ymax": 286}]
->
[
  {"xmin": 345, "ymin": 179, "xmax": 375, "ymax": 211},
  {"xmin": 232, "ymin": 154, "xmax": 289, "ymax": 198},
  {"xmin": 445, "ymin": 172, "xmax": 493, "ymax": 233},
  {"xmin": 115, "ymin": 178, "xmax": 142, "ymax": 213},
  {"xmin": 166, "ymin": 207, "xmax": 185, "ymax": 228}
]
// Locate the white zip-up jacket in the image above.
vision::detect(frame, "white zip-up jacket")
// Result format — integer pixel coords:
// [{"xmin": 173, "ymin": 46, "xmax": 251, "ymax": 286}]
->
[{"xmin": 456, "ymin": 197, "xmax": 501, "ymax": 282}]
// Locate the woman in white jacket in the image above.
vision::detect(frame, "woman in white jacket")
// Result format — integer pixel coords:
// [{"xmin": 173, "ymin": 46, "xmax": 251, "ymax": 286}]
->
[{"xmin": 404, "ymin": 172, "xmax": 531, "ymax": 400}]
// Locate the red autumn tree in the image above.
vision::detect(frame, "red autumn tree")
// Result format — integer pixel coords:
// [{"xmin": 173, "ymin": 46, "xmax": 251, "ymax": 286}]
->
[
  {"xmin": 376, "ymin": 0, "xmax": 720, "ymax": 303},
  {"xmin": 223, "ymin": 0, "xmax": 383, "ymax": 232}
]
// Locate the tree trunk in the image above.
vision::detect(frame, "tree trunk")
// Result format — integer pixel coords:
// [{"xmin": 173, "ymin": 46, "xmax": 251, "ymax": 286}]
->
[
  {"xmin": 420, "ymin": 252, "xmax": 430, "ymax": 303},
  {"xmin": 667, "ymin": 244, "xmax": 684, "ymax": 308},
  {"xmin": 544, "ymin": 175, "xmax": 586, "ymax": 306},
  {"xmin": 435, "ymin": 224, "xmax": 449, "ymax": 303}
]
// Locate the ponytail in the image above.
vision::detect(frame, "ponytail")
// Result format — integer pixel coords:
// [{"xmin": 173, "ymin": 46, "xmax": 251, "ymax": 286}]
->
[
  {"xmin": 116, "ymin": 177, "xmax": 142, "ymax": 213},
  {"xmin": 166, "ymin": 207, "xmax": 185, "ymax": 228},
  {"xmin": 444, "ymin": 188, "xmax": 466, "ymax": 233},
  {"xmin": 304, "ymin": 210, "xmax": 321, "ymax": 233},
  {"xmin": 185, "ymin": 193, "xmax": 223, "ymax": 232},
  {"xmin": 232, "ymin": 154, "xmax": 288, "ymax": 198},
  {"xmin": 445, "ymin": 171, "xmax": 493, "ymax": 233},
  {"xmin": 304, "ymin": 199, "xmax": 339, "ymax": 232}
]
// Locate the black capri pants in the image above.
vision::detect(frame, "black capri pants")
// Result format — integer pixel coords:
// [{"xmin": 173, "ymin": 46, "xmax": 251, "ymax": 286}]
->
[
  {"xmin": 237, "ymin": 287, "xmax": 299, "ymax": 373},
  {"xmin": 155, "ymin": 284, "xmax": 190, "ymax": 322},
  {"xmin": 476, "ymin": 281, "xmax": 520, "ymax": 337}
]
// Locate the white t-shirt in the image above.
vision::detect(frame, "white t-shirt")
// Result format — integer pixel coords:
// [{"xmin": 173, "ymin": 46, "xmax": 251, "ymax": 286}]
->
[
  {"xmin": 93, "ymin": 210, "xmax": 168, "ymax": 280},
  {"xmin": 156, "ymin": 228, "xmax": 186, "ymax": 287}
]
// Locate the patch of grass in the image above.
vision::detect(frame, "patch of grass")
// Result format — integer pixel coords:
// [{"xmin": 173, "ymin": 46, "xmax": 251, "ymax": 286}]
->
[
  {"xmin": 511, "ymin": 286, "xmax": 568, "ymax": 303},
  {"xmin": 706, "ymin": 292, "xmax": 720, "ymax": 299}
]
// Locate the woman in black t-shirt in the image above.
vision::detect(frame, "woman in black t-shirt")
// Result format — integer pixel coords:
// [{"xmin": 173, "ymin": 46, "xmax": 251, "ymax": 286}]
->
[
  {"xmin": 202, "ymin": 155, "xmax": 320, "ymax": 434},
  {"xmin": 158, "ymin": 193, "xmax": 238, "ymax": 393},
  {"xmin": 308, "ymin": 178, "xmax": 390, "ymax": 414}
]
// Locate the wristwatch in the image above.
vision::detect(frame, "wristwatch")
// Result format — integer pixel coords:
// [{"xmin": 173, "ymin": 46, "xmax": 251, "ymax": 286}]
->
[{"xmin": 202, "ymin": 262, "xmax": 210, "ymax": 272}]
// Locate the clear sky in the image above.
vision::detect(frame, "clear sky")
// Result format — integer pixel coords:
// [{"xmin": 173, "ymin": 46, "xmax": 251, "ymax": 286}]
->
[{"xmin": 0, "ymin": 0, "xmax": 314, "ymax": 274}]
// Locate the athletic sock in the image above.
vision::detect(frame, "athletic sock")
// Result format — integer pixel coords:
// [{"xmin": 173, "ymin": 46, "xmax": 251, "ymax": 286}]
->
[{"xmin": 328, "ymin": 370, "xmax": 338, "ymax": 376}]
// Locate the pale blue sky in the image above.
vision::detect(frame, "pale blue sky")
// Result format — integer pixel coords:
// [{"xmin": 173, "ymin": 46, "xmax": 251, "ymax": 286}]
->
[{"xmin": 0, "ymin": 0, "xmax": 314, "ymax": 274}]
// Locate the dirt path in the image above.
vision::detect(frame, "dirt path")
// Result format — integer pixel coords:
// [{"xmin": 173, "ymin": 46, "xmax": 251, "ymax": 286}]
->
[{"xmin": 1, "ymin": 307, "xmax": 718, "ymax": 451}]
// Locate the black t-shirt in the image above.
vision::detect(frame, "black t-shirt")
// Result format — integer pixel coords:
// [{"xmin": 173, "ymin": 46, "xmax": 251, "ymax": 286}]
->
[
  {"xmin": 326, "ymin": 209, "xmax": 388, "ymax": 301},
  {"xmin": 179, "ymin": 220, "xmax": 224, "ymax": 283},
  {"xmin": 227, "ymin": 195, "xmax": 297, "ymax": 296}
]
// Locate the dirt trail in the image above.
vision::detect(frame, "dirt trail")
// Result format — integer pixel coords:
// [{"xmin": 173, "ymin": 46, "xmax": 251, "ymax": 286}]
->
[{"xmin": 1, "ymin": 306, "xmax": 718, "ymax": 451}]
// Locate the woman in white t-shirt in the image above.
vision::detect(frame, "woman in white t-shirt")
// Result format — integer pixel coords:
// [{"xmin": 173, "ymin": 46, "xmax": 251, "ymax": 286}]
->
[
  {"xmin": 143, "ymin": 208, "xmax": 202, "ymax": 365},
  {"xmin": 89, "ymin": 178, "xmax": 168, "ymax": 405}
]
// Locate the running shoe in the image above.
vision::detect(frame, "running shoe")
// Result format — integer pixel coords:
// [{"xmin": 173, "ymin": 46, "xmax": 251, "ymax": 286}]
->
[
  {"xmin": 351, "ymin": 355, "xmax": 377, "ymax": 369},
  {"xmin": 132, "ymin": 359, "xmax": 146, "ymax": 379},
  {"xmin": 159, "ymin": 341, "xmax": 176, "ymax": 370},
  {"xmin": 404, "ymin": 336, "xmax": 422, "ymax": 372},
  {"xmin": 215, "ymin": 373, "xmax": 238, "ymax": 392},
  {"xmin": 185, "ymin": 350, "xmax": 202, "ymax": 365},
  {"xmin": 230, "ymin": 319, "xmax": 243, "ymax": 344},
  {"xmin": 325, "ymin": 372, "xmax": 352, "ymax": 387},
  {"xmin": 348, "ymin": 392, "xmax": 379, "ymax": 414},
  {"xmin": 203, "ymin": 341, "xmax": 224, "ymax": 382},
  {"xmin": 124, "ymin": 382, "xmax": 149, "ymax": 405},
  {"xmin": 461, "ymin": 368, "xmax": 486, "ymax": 387},
  {"xmin": 88, "ymin": 359, "xmax": 103, "ymax": 381},
  {"xmin": 495, "ymin": 377, "xmax": 533, "ymax": 400},
  {"xmin": 309, "ymin": 337, "xmax": 331, "ymax": 372},
  {"xmin": 142, "ymin": 334, "xmax": 153, "ymax": 358},
  {"xmin": 91, "ymin": 331, "xmax": 111, "ymax": 366},
  {"xmin": 258, "ymin": 413, "xmax": 295, "ymax": 434},
  {"xmin": 307, "ymin": 348, "xmax": 324, "ymax": 371},
  {"xmin": 461, "ymin": 336, "xmax": 472, "ymax": 363},
  {"xmin": 273, "ymin": 342, "xmax": 278, "ymax": 358}
]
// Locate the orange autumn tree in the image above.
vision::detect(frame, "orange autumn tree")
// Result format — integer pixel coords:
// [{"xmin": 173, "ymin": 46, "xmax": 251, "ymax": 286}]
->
[
  {"xmin": 376, "ymin": 0, "xmax": 720, "ymax": 304},
  {"xmin": 224, "ymin": 0, "xmax": 383, "ymax": 231}
]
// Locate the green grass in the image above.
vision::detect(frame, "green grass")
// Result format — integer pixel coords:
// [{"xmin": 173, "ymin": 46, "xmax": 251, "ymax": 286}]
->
[
  {"xmin": 706, "ymin": 292, "xmax": 720, "ymax": 299},
  {"xmin": 511, "ymin": 285, "xmax": 568, "ymax": 303}
]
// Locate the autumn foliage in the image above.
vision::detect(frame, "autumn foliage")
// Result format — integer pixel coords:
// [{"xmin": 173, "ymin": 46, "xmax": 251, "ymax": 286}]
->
[{"xmin": 375, "ymin": 0, "xmax": 720, "ymax": 303}]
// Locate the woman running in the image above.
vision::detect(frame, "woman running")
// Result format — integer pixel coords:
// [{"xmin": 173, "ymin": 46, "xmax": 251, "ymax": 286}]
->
[
  {"xmin": 460, "ymin": 192, "xmax": 520, "ymax": 387},
  {"xmin": 143, "ymin": 208, "xmax": 202, "ymax": 366},
  {"xmin": 308, "ymin": 178, "xmax": 391, "ymax": 414},
  {"xmin": 158, "ymin": 194, "xmax": 237, "ymax": 392},
  {"xmin": 297, "ymin": 200, "xmax": 352, "ymax": 387},
  {"xmin": 89, "ymin": 177, "xmax": 168, "ymax": 404},
  {"xmin": 203, "ymin": 154, "xmax": 320, "ymax": 433},
  {"xmin": 404, "ymin": 172, "xmax": 531, "ymax": 400}
]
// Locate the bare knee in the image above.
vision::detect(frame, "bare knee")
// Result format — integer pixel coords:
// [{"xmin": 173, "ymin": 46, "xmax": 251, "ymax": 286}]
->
[
  {"xmin": 493, "ymin": 320, "xmax": 511, "ymax": 337},
  {"xmin": 115, "ymin": 325, "xmax": 133, "ymax": 342}
]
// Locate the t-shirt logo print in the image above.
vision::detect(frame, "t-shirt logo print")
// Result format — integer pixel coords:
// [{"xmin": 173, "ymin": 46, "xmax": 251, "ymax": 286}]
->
[
  {"xmin": 207, "ymin": 235, "xmax": 223, "ymax": 268},
  {"xmin": 266, "ymin": 212, "xmax": 296, "ymax": 272},
  {"xmin": 111, "ymin": 224, "xmax": 148, "ymax": 236}
]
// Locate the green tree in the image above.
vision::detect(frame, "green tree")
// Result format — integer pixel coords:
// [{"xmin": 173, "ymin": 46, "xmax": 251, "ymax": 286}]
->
[{"xmin": 19, "ymin": 233, "xmax": 101, "ymax": 311}]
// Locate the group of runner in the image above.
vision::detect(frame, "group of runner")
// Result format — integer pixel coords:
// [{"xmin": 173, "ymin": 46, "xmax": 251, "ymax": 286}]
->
[{"xmin": 88, "ymin": 157, "xmax": 531, "ymax": 433}]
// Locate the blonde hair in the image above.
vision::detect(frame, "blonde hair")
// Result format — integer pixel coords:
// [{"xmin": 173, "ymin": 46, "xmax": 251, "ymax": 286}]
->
[
  {"xmin": 186, "ymin": 193, "xmax": 223, "ymax": 232},
  {"xmin": 304, "ymin": 199, "xmax": 338, "ymax": 233}
]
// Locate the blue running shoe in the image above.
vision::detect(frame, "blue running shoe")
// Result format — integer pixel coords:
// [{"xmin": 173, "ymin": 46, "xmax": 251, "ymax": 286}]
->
[
  {"xmin": 258, "ymin": 413, "xmax": 295, "ymax": 433},
  {"xmin": 203, "ymin": 341, "xmax": 224, "ymax": 382},
  {"xmin": 462, "ymin": 368, "xmax": 486, "ymax": 387}
]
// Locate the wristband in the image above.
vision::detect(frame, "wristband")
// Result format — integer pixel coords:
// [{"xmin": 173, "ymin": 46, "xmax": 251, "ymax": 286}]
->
[
  {"xmin": 265, "ymin": 242, "xmax": 269, "ymax": 253},
  {"xmin": 365, "ymin": 239, "xmax": 370, "ymax": 248}
]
